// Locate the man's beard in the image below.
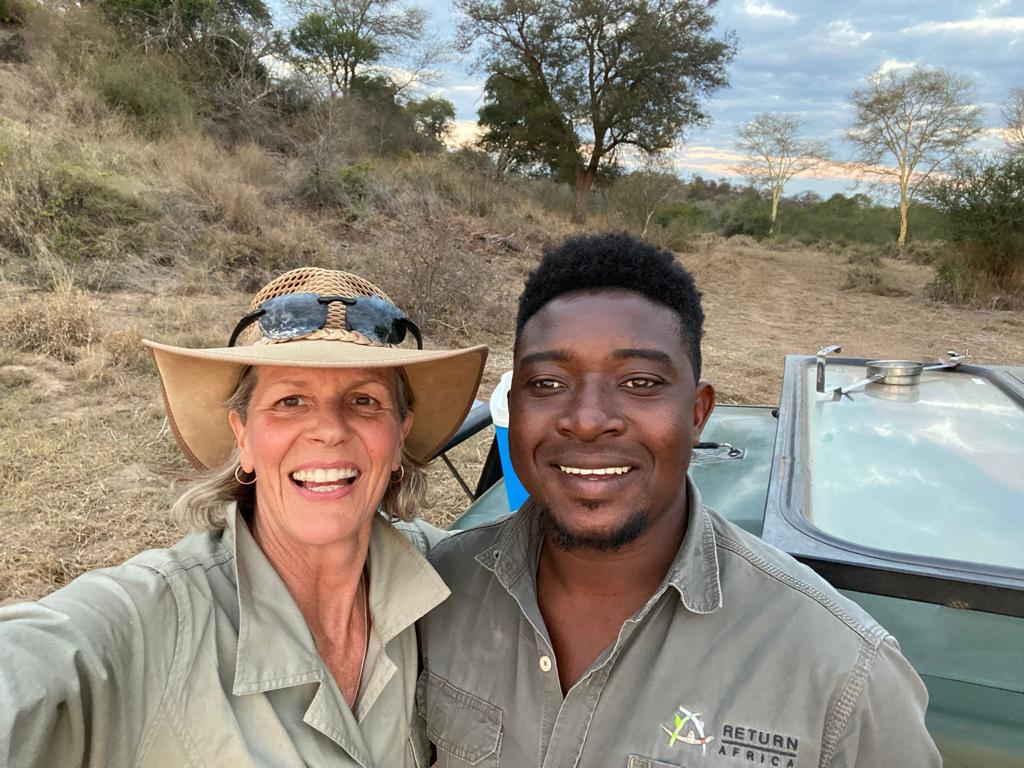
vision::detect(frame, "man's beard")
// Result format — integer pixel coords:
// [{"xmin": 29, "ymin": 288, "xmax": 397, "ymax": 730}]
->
[{"xmin": 539, "ymin": 505, "xmax": 649, "ymax": 553}]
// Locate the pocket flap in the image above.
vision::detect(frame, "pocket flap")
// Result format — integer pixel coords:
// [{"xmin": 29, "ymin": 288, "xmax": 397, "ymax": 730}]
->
[{"xmin": 418, "ymin": 670, "xmax": 502, "ymax": 765}]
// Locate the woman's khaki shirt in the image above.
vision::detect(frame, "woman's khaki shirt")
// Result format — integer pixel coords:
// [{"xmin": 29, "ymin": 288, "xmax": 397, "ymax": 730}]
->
[{"xmin": 0, "ymin": 506, "xmax": 450, "ymax": 767}]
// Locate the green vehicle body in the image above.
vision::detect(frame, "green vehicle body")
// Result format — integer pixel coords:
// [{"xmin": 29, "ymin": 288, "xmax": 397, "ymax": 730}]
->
[{"xmin": 447, "ymin": 356, "xmax": 1024, "ymax": 766}]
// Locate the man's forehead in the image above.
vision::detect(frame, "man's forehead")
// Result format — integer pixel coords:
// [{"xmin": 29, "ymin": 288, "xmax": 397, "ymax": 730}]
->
[{"xmin": 515, "ymin": 290, "xmax": 691, "ymax": 370}]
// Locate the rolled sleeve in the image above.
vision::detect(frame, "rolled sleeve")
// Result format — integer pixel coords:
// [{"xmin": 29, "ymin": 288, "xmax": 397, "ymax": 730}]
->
[
  {"xmin": 826, "ymin": 635, "xmax": 941, "ymax": 768},
  {"xmin": 0, "ymin": 568, "xmax": 177, "ymax": 768}
]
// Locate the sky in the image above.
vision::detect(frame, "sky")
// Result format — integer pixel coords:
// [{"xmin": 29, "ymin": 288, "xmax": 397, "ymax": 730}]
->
[{"xmin": 417, "ymin": 0, "xmax": 1024, "ymax": 198}]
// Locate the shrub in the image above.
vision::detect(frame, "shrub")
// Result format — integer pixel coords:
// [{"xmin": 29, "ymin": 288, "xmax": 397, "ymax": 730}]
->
[
  {"xmin": 39, "ymin": 165, "xmax": 156, "ymax": 261},
  {"xmin": 925, "ymin": 257, "xmax": 974, "ymax": 305},
  {"xmin": 294, "ymin": 160, "xmax": 376, "ymax": 218},
  {"xmin": 842, "ymin": 265, "xmax": 908, "ymax": 297},
  {"xmin": 0, "ymin": 0, "xmax": 31, "ymax": 25},
  {"xmin": 924, "ymin": 155, "xmax": 1024, "ymax": 291},
  {"xmin": 0, "ymin": 281, "xmax": 99, "ymax": 361},
  {"xmin": 92, "ymin": 55, "xmax": 195, "ymax": 137}
]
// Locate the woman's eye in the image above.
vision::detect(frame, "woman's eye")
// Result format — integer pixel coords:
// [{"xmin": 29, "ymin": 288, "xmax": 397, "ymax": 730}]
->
[
  {"xmin": 277, "ymin": 395, "xmax": 306, "ymax": 408},
  {"xmin": 351, "ymin": 394, "xmax": 382, "ymax": 408}
]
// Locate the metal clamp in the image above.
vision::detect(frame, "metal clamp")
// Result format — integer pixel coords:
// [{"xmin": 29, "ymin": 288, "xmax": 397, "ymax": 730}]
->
[{"xmin": 816, "ymin": 345, "xmax": 842, "ymax": 393}]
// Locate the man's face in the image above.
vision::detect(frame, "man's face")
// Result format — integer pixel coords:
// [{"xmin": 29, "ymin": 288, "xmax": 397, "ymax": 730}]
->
[{"xmin": 509, "ymin": 289, "xmax": 715, "ymax": 551}]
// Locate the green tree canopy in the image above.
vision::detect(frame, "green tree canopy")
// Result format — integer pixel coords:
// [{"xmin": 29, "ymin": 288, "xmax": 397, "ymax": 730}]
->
[{"xmin": 461, "ymin": 0, "xmax": 735, "ymax": 222}]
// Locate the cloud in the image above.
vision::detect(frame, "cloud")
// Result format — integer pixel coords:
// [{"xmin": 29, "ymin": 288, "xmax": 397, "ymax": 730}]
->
[
  {"xmin": 825, "ymin": 20, "xmax": 872, "ymax": 46},
  {"xmin": 739, "ymin": 0, "xmax": 797, "ymax": 22},
  {"xmin": 450, "ymin": 84, "xmax": 483, "ymax": 93},
  {"xmin": 903, "ymin": 15, "xmax": 1024, "ymax": 34},
  {"xmin": 877, "ymin": 58, "xmax": 916, "ymax": 75},
  {"xmin": 445, "ymin": 119, "xmax": 482, "ymax": 148}
]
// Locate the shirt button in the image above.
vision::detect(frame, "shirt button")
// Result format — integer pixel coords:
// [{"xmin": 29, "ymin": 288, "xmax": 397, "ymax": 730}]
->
[{"xmin": 539, "ymin": 655, "xmax": 552, "ymax": 673}]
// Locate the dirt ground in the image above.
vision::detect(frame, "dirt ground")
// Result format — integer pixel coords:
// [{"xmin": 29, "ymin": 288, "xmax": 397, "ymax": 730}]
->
[{"xmin": 2, "ymin": 238, "xmax": 1022, "ymax": 602}]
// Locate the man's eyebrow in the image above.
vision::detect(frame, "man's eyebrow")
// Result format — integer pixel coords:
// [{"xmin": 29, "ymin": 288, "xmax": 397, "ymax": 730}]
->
[
  {"xmin": 611, "ymin": 348, "xmax": 674, "ymax": 364},
  {"xmin": 518, "ymin": 350, "xmax": 572, "ymax": 367}
]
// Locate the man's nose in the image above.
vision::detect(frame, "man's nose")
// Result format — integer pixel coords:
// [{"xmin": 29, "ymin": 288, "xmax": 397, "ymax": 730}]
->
[{"xmin": 556, "ymin": 382, "xmax": 625, "ymax": 440}]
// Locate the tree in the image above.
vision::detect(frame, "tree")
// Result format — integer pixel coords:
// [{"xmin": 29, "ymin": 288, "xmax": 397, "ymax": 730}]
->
[
  {"xmin": 924, "ymin": 154, "xmax": 1024, "ymax": 287},
  {"xmin": 610, "ymin": 158, "xmax": 685, "ymax": 237},
  {"xmin": 1002, "ymin": 87, "xmax": 1024, "ymax": 155},
  {"xmin": 288, "ymin": 0, "xmax": 427, "ymax": 95},
  {"xmin": 733, "ymin": 113, "xmax": 829, "ymax": 235},
  {"xmin": 404, "ymin": 95, "xmax": 455, "ymax": 142},
  {"xmin": 460, "ymin": 0, "xmax": 735, "ymax": 223},
  {"xmin": 847, "ymin": 65, "xmax": 982, "ymax": 247}
]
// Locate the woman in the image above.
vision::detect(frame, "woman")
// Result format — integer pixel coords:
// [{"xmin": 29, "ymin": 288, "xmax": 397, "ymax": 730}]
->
[{"xmin": 0, "ymin": 267, "xmax": 487, "ymax": 767}]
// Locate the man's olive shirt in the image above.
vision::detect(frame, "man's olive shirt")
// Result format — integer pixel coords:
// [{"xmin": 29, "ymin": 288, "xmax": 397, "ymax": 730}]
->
[
  {"xmin": 0, "ymin": 507, "xmax": 448, "ymax": 767},
  {"xmin": 417, "ymin": 479, "xmax": 941, "ymax": 768}
]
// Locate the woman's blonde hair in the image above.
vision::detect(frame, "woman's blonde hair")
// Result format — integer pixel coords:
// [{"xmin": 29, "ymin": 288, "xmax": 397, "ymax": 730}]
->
[{"xmin": 169, "ymin": 366, "xmax": 428, "ymax": 530}]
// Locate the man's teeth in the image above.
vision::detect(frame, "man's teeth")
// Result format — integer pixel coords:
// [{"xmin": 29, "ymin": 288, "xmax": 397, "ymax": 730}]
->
[
  {"xmin": 558, "ymin": 466, "xmax": 632, "ymax": 476},
  {"xmin": 291, "ymin": 467, "xmax": 358, "ymax": 483}
]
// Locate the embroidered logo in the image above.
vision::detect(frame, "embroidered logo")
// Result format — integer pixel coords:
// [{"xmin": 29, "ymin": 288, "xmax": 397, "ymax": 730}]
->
[{"xmin": 661, "ymin": 706, "xmax": 715, "ymax": 755}]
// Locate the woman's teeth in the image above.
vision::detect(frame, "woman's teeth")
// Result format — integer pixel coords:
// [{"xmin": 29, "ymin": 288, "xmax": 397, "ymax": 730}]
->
[
  {"xmin": 558, "ymin": 466, "xmax": 632, "ymax": 476},
  {"xmin": 291, "ymin": 467, "xmax": 358, "ymax": 483}
]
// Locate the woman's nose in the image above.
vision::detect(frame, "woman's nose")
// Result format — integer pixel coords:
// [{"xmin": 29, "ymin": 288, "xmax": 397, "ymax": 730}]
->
[
  {"xmin": 308, "ymin": 406, "xmax": 351, "ymax": 444},
  {"xmin": 556, "ymin": 382, "xmax": 625, "ymax": 440}
]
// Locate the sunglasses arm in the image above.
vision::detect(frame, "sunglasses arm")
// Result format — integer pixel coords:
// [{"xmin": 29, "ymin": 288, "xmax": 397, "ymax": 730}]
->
[
  {"xmin": 404, "ymin": 319, "xmax": 423, "ymax": 350},
  {"xmin": 228, "ymin": 309, "xmax": 266, "ymax": 347}
]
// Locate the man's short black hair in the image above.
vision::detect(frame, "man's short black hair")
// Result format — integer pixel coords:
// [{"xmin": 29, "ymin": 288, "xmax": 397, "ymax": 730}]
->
[{"xmin": 515, "ymin": 231, "xmax": 704, "ymax": 382}]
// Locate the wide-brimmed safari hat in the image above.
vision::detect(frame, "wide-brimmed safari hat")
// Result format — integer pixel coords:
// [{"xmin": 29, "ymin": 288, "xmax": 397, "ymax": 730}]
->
[{"xmin": 143, "ymin": 267, "xmax": 488, "ymax": 469}]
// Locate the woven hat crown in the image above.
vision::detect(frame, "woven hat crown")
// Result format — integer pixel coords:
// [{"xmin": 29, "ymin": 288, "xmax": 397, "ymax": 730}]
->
[{"xmin": 239, "ymin": 267, "xmax": 395, "ymax": 347}]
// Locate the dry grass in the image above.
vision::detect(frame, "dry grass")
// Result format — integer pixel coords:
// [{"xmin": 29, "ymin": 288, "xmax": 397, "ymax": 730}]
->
[{"xmin": 2, "ymin": 12, "xmax": 1023, "ymax": 602}]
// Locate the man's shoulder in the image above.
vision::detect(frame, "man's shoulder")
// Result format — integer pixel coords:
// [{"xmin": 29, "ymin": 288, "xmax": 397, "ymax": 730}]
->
[
  {"xmin": 427, "ymin": 513, "xmax": 516, "ymax": 579},
  {"xmin": 706, "ymin": 506, "xmax": 889, "ymax": 645}
]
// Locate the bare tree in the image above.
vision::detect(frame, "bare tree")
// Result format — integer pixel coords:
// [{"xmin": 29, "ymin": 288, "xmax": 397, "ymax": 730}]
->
[
  {"xmin": 847, "ymin": 65, "xmax": 982, "ymax": 246},
  {"xmin": 733, "ymin": 113, "xmax": 829, "ymax": 235},
  {"xmin": 1002, "ymin": 87, "xmax": 1024, "ymax": 154},
  {"xmin": 610, "ymin": 156, "xmax": 685, "ymax": 237}
]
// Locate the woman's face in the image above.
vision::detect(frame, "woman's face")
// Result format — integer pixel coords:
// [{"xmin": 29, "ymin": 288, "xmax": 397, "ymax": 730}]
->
[{"xmin": 228, "ymin": 365, "xmax": 413, "ymax": 549}]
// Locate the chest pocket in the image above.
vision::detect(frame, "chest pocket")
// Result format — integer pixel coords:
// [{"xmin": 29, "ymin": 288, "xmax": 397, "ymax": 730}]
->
[{"xmin": 417, "ymin": 670, "xmax": 502, "ymax": 767}]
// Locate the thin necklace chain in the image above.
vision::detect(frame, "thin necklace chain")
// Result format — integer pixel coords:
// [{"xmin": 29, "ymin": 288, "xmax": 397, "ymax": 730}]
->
[{"xmin": 350, "ymin": 568, "xmax": 369, "ymax": 706}]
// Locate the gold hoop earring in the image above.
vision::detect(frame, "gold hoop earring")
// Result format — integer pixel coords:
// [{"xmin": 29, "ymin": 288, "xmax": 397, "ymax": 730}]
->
[
  {"xmin": 391, "ymin": 464, "xmax": 406, "ymax": 483},
  {"xmin": 235, "ymin": 466, "xmax": 257, "ymax": 485}
]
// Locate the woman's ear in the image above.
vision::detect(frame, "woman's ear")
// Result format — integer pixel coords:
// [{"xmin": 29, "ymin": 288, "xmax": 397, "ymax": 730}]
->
[
  {"xmin": 395, "ymin": 410, "xmax": 414, "ymax": 470},
  {"xmin": 228, "ymin": 410, "xmax": 253, "ymax": 472}
]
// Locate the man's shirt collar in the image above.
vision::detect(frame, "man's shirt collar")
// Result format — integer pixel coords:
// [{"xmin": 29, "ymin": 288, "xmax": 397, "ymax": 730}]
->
[{"xmin": 474, "ymin": 476, "xmax": 723, "ymax": 615}]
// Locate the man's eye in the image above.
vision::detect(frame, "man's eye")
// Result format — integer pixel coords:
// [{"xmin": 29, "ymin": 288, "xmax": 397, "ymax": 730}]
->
[
  {"xmin": 623, "ymin": 377, "xmax": 660, "ymax": 389},
  {"xmin": 529, "ymin": 378, "xmax": 565, "ymax": 390}
]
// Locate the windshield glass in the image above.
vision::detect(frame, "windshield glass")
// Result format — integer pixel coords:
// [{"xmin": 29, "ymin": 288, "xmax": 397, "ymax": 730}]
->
[{"xmin": 802, "ymin": 365, "xmax": 1024, "ymax": 569}]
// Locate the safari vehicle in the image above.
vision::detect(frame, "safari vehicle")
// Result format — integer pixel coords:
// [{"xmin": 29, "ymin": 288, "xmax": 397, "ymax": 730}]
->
[{"xmin": 437, "ymin": 348, "xmax": 1024, "ymax": 767}]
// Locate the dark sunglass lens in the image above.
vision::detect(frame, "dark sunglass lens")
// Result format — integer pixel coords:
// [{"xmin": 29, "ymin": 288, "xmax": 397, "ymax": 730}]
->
[
  {"xmin": 345, "ymin": 295, "xmax": 409, "ymax": 345},
  {"xmin": 258, "ymin": 293, "xmax": 330, "ymax": 340}
]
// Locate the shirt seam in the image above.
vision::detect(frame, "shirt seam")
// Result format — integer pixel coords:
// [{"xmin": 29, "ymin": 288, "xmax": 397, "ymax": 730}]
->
[
  {"xmin": 715, "ymin": 534, "xmax": 884, "ymax": 643},
  {"xmin": 429, "ymin": 514, "xmax": 513, "ymax": 560},
  {"xmin": 131, "ymin": 567, "xmax": 188, "ymax": 766},
  {"xmin": 818, "ymin": 635, "xmax": 881, "ymax": 767}
]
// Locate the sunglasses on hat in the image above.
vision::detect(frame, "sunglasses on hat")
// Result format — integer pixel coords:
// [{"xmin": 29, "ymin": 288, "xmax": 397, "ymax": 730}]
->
[{"xmin": 228, "ymin": 293, "xmax": 423, "ymax": 349}]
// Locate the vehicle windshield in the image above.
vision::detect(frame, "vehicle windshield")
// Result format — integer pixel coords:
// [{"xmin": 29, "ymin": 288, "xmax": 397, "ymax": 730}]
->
[{"xmin": 800, "ymin": 364, "xmax": 1024, "ymax": 570}]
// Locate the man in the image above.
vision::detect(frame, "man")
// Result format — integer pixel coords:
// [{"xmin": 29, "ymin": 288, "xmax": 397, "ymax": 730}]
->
[{"xmin": 419, "ymin": 232, "xmax": 940, "ymax": 767}]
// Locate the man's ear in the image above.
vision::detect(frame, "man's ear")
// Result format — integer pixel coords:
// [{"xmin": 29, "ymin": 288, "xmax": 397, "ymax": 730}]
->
[{"xmin": 691, "ymin": 381, "xmax": 716, "ymax": 444}]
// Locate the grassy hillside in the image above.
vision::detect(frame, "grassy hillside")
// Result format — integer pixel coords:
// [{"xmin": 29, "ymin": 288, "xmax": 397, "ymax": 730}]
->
[{"xmin": 1, "ymin": 5, "xmax": 1022, "ymax": 602}]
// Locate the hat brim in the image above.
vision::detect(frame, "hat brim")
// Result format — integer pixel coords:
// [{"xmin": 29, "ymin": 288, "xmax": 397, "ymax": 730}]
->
[{"xmin": 143, "ymin": 339, "xmax": 488, "ymax": 469}]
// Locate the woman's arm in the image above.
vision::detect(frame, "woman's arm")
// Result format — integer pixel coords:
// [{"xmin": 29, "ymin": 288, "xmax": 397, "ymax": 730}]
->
[{"xmin": 0, "ymin": 565, "xmax": 178, "ymax": 768}]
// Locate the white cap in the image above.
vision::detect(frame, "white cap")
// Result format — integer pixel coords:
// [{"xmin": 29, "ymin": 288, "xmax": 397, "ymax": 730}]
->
[{"xmin": 489, "ymin": 370, "xmax": 514, "ymax": 428}]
